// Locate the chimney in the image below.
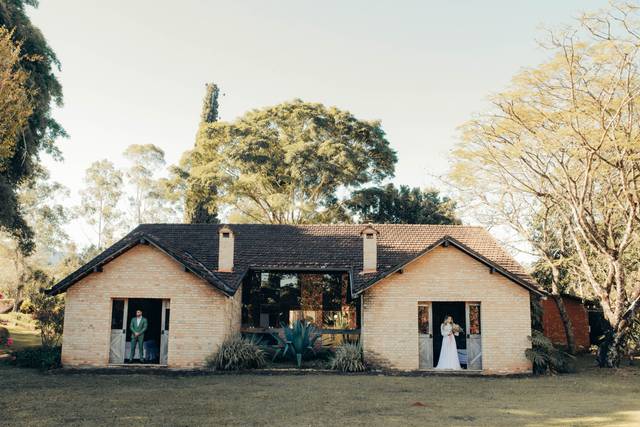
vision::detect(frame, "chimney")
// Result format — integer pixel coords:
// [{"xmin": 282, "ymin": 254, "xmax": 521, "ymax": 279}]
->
[
  {"xmin": 218, "ymin": 225, "xmax": 234, "ymax": 272},
  {"xmin": 361, "ymin": 224, "xmax": 378, "ymax": 273}
]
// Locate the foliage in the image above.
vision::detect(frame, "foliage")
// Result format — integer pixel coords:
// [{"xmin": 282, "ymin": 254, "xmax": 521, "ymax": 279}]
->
[
  {"xmin": 205, "ymin": 335, "xmax": 266, "ymax": 370},
  {"xmin": 183, "ymin": 83, "xmax": 220, "ymax": 224},
  {"xmin": 11, "ymin": 345, "xmax": 61, "ymax": 370},
  {"xmin": 271, "ymin": 320, "xmax": 321, "ymax": 367},
  {"xmin": 0, "ymin": 325, "xmax": 11, "ymax": 347},
  {"xmin": 450, "ymin": 1, "xmax": 640, "ymax": 366},
  {"xmin": 123, "ymin": 144, "xmax": 180, "ymax": 226},
  {"xmin": 330, "ymin": 342, "xmax": 366, "ymax": 372},
  {"xmin": 346, "ymin": 184, "xmax": 460, "ymax": 224},
  {"xmin": 526, "ymin": 330, "xmax": 574, "ymax": 375},
  {"xmin": 187, "ymin": 99, "xmax": 397, "ymax": 224},
  {"xmin": 0, "ymin": 27, "xmax": 33, "ymax": 166},
  {"xmin": 30, "ymin": 291, "xmax": 63, "ymax": 348},
  {"xmin": 0, "ymin": 0, "xmax": 66, "ymax": 255},
  {"xmin": 0, "ymin": 171, "xmax": 72, "ymax": 312},
  {"xmin": 77, "ymin": 159, "xmax": 124, "ymax": 249}
]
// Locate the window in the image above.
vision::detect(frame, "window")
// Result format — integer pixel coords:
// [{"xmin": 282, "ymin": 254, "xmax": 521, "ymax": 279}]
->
[
  {"xmin": 366, "ymin": 233, "xmax": 374, "ymax": 239},
  {"xmin": 241, "ymin": 271, "xmax": 359, "ymax": 330},
  {"xmin": 111, "ymin": 299, "xmax": 125, "ymax": 329},
  {"xmin": 222, "ymin": 232, "xmax": 230, "ymax": 238},
  {"xmin": 418, "ymin": 304, "xmax": 430, "ymax": 335},
  {"xmin": 469, "ymin": 304, "xmax": 481, "ymax": 335}
]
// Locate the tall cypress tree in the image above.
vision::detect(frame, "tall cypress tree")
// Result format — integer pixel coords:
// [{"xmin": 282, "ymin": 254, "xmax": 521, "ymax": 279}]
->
[{"xmin": 184, "ymin": 83, "xmax": 220, "ymax": 224}]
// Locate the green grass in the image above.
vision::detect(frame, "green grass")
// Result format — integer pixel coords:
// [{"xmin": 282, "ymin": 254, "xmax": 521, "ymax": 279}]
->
[
  {"xmin": 1, "ymin": 355, "xmax": 639, "ymax": 426},
  {"xmin": 0, "ymin": 313, "xmax": 40, "ymax": 355}
]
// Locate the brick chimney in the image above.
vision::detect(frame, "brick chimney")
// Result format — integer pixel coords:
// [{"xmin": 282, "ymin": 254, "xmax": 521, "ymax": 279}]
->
[
  {"xmin": 218, "ymin": 225, "xmax": 234, "ymax": 272},
  {"xmin": 361, "ymin": 224, "xmax": 378, "ymax": 273}
]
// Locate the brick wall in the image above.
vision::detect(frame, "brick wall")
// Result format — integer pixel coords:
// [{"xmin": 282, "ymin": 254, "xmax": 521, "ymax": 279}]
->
[
  {"xmin": 361, "ymin": 245, "xmax": 532, "ymax": 374},
  {"xmin": 541, "ymin": 297, "xmax": 590, "ymax": 351},
  {"xmin": 61, "ymin": 244, "xmax": 241, "ymax": 368}
]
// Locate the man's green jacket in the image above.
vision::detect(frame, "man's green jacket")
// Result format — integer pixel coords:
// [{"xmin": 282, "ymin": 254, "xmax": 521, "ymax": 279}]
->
[{"xmin": 130, "ymin": 316, "xmax": 148, "ymax": 336}]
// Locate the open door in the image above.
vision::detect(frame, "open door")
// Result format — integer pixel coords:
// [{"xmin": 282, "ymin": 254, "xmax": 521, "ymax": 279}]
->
[
  {"xmin": 109, "ymin": 299, "xmax": 128, "ymax": 364},
  {"xmin": 466, "ymin": 302, "xmax": 482, "ymax": 370},
  {"xmin": 418, "ymin": 302, "xmax": 433, "ymax": 369},
  {"xmin": 160, "ymin": 299, "xmax": 170, "ymax": 365}
]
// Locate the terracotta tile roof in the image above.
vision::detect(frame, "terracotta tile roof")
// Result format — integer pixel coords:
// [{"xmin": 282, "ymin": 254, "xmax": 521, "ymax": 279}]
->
[{"xmin": 47, "ymin": 224, "xmax": 542, "ymax": 296}]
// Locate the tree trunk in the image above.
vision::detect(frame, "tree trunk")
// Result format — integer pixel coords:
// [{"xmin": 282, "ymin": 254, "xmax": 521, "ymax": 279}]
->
[{"xmin": 552, "ymin": 294, "xmax": 577, "ymax": 354}]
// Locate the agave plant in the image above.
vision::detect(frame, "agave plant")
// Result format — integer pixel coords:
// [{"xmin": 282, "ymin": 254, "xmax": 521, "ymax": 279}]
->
[{"xmin": 272, "ymin": 320, "xmax": 321, "ymax": 367}]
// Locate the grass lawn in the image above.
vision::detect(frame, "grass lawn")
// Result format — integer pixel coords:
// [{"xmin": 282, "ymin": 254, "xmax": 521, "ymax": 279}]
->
[
  {"xmin": 0, "ymin": 313, "xmax": 40, "ymax": 355},
  {"xmin": 1, "ymin": 356, "xmax": 639, "ymax": 426}
]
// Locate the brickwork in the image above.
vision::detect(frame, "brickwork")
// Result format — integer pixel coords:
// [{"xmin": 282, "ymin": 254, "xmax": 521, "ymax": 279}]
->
[
  {"xmin": 541, "ymin": 297, "xmax": 590, "ymax": 351},
  {"xmin": 361, "ymin": 245, "xmax": 532, "ymax": 374},
  {"xmin": 61, "ymin": 245, "xmax": 241, "ymax": 368}
]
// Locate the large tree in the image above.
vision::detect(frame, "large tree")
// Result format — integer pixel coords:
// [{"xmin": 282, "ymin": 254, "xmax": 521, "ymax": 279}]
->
[
  {"xmin": 77, "ymin": 160, "xmax": 124, "ymax": 249},
  {"xmin": 0, "ymin": 0, "xmax": 65, "ymax": 255},
  {"xmin": 450, "ymin": 1, "xmax": 640, "ymax": 366},
  {"xmin": 188, "ymin": 99, "xmax": 397, "ymax": 223},
  {"xmin": 0, "ymin": 27, "xmax": 33, "ymax": 165},
  {"xmin": 346, "ymin": 184, "xmax": 460, "ymax": 225}
]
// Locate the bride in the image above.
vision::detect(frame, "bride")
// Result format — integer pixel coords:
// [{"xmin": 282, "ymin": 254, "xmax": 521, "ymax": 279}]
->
[{"xmin": 435, "ymin": 315, "xmax": 461, "ymax": 370}]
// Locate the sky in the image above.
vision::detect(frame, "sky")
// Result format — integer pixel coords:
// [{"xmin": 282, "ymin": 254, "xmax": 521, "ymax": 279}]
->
[{"xmin": 28, "ymin": 0, "xmax": 610, "ymax": 248}]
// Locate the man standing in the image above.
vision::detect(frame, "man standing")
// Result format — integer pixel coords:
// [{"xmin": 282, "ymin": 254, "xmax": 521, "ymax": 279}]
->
[{"xmin": 128, "ymin": 309, "xmax": 147, "ymax": 363}]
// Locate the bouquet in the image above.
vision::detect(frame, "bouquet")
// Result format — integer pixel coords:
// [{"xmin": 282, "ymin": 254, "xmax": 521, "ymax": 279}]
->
[{"xmin": 452, "ymin": 323, "xmax": 463, "ymax": 336}]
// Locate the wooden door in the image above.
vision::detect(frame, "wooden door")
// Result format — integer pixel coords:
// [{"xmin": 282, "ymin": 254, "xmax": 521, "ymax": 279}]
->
[
  {"xmin": 465, "ymin": 302, "xmax": 482, "ymax": 370},
  {"xmin": 160, "ymin": 300, "xmax": 170, "ymax": 365},
  {"xmin": 109, "ymin": 299, "xmax": 128, "ymax": 364},
  {"xmin": 418, "ymin": 302, "xmax": 433, "ymax": 369}
]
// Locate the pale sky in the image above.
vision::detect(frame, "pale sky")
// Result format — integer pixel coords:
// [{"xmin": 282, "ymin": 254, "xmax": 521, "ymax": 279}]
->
[{"xmin": 29, "ymin": 0, "xmax": 609, "ymax": 248}]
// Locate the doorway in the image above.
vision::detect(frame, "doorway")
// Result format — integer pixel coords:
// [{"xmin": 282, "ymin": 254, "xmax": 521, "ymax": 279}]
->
[
  {"xmin": 109, "ymin": 298, "xmax": 170, "ymax": 365},
  {"xmin": 432, "ymin": 302, "xmax": 467, "ymax": 368}
]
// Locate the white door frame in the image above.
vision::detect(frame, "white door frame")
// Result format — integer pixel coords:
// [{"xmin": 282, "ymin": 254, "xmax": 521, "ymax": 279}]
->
[
  {"xmin": 109, "ymin": 298, "xmax": 128, "ymax": 364},
  {"xmin": 160, "ymin": 299, "xmax": 170, "ymax": 365},
  {"xmin": 465, "ymin": 301, "xmax": 482, "ymax": 370},
  {"xmin": 418, "ymin": 301, "xmax": 433, "ymax": 369}
]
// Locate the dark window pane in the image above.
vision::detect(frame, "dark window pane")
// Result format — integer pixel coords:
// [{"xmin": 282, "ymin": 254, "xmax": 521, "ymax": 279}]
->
[
  {"xmin": 469, "ymin": 304, "xmax": 481, "ymax": 334},
  {"xmin": 164, "ymin": 309, "xmax": 170, "ymax": 330},
  {"xmin": 111, "ymin": 300, "xmax": 124, "ymax": 329},
  {"xmin": 418, "ymin": 305, "xmax": 430, "ymax": 334}
]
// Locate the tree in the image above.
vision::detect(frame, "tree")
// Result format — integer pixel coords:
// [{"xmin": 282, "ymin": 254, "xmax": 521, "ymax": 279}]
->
[
  {"xmin": 0, "ymin": 27, "xmax": 33, "ymax": 165},
  {"xmin": 188, "ymin": 99, "xmax": 397, "ymax": 223},
  {"xmin": 346, "ymin": 184, "xmax": 460, "ymax": 225},
  {"xmin": 78, "ymin": 160, "xmax": 124, "ymax": 249},
  {"xmin": 0, "ymin": 170, "xmax": 71, "ymax": 312},
  {"xmin": 184, "ymin": 83, "xmax": 221, "ymax": 224},
  {"xmin": 0, "ymin": 0, "xmax": 66, "ymax": 255},
  {"xmin": 450, "ymin": 2, "xmax": 640, "ymax": 366},
  {"xmin": 122, "ymin": 144, "xmax": 180, "ymax": 225}
]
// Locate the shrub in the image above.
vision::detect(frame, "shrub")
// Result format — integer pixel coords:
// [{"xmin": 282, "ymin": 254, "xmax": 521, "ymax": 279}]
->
[
  {"xmin": 0, "ymin": 326, "xmax": 10, "ymax": 347},
  {"xmin": 526, "ymin": 330, "xmax": 574, "ymax": 375},
  {"xmin": 11, "ymin": 346, "xmax": 62, "ymax": 370},
  {"xmin": 330, "ymin": 342, "xmax": 367, "ymax": 372},
  {"xmin": 206, "ymin": 335, "xmax": 266, "ymax": 371},
  {"xmin": 31, "ymin": 293, "xmax": 64, "ymax": 347}
]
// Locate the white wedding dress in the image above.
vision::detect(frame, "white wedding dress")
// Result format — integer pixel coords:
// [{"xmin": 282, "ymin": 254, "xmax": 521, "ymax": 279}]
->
[{"xmin": 435, "ymin": 323, "xmax": 461, "ymax": 370}]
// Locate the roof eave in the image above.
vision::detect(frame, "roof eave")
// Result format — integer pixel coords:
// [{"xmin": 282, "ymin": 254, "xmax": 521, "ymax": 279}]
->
[{"xmin": 354, "ymin": 235, "xmax": 544, "ymax": 297}]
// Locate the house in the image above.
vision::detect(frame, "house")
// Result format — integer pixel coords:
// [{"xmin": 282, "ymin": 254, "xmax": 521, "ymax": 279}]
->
[
  {"xmin": 541, "ymin": 294, "xmax": 591, "ymax": 352},
  {"xmin": 47, "ymin": 223, "xmax": 543, "ymax": 374}
]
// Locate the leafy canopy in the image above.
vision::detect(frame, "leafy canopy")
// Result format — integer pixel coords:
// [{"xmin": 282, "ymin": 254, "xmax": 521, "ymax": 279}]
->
[
  {"xmin": 346, "ymin": 184, "xmax": 459, "ymax": 224},
  {"xmin": 189, "ymin": 99, "xmax": 397, "ymax": 223}
]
